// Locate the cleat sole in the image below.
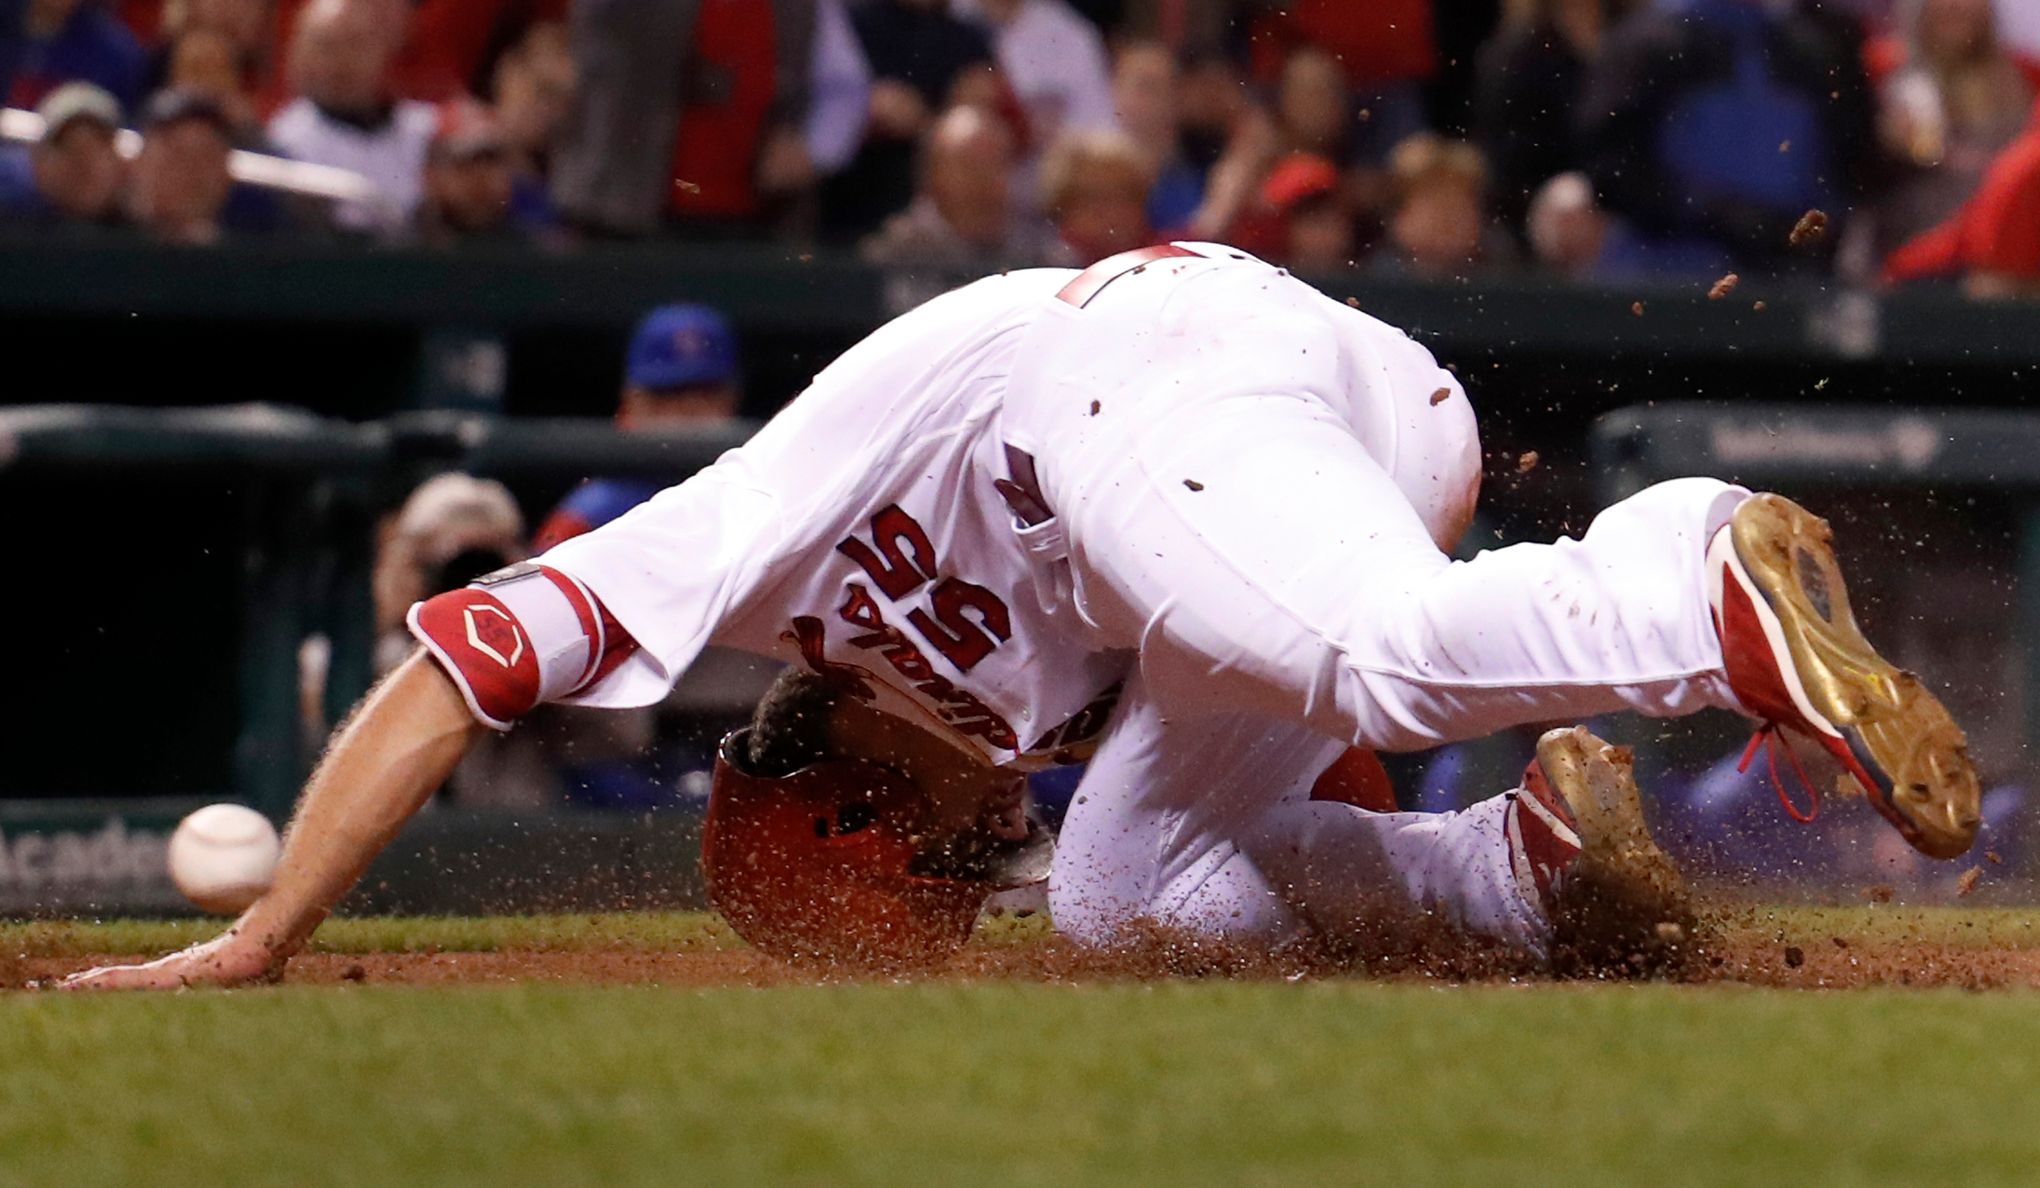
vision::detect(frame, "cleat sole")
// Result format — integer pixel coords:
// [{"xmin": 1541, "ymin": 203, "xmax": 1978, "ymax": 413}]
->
[
  {"xmin": 1536, "ymin": 727, "xmax": 1694, "ymax": 975},
  {"xmin": 1729, "ymin": 494, "xmax": 1981, "ymax": 858}
]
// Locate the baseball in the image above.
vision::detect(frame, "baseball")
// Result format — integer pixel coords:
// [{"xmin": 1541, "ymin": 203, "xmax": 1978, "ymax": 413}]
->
[{"xmin": 168, "ymin": 804, "xmax": 282, "ymax": 915}]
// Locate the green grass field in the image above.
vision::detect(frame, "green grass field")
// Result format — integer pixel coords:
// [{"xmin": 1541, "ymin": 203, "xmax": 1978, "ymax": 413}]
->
[{"xmin": 5, "ymin": 910, "xmax": 2040, "ymax": 1187}]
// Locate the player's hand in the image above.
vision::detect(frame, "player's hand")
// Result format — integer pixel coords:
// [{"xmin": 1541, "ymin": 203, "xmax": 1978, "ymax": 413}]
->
[{"xmin": 56, "ymin": 929, "xmax": 281, "ymax": 991}]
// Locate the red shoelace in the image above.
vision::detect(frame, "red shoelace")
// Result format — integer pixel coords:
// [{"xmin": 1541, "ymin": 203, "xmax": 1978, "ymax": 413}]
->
[{"xmin": 1738, "ymin": 724, "xmax": 1822, "ymax": 823}]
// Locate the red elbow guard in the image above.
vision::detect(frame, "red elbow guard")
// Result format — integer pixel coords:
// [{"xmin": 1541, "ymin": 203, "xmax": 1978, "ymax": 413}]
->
[{"xmin": 407, "ymin": 563, "xmax": 634, "ymax": 730}]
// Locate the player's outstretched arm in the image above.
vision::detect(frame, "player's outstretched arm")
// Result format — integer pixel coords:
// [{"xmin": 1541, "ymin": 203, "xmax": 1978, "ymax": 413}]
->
[{"xmin": 61, "ymin": 652, "xmax": 482, "ymax": 990}]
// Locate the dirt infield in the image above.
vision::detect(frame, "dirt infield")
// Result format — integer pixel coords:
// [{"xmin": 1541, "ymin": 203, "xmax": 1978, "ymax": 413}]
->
[{"xmin": 18, "ymin": 905, "xmax": 2040, "ymax": 991}]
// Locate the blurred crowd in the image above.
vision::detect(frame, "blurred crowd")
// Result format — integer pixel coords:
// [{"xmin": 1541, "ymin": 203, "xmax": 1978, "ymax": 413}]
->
[{"xmin": 7, "ymin": 0, "xmax": 2040, "ymax": 290}]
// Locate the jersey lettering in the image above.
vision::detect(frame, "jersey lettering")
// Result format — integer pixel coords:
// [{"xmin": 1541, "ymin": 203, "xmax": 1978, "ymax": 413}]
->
[
  {"xmin": 808, "ymin": 506, "xmax": 1029, "ymax": 751},
  {"xmin": 835, "ymin": 505, "xmax": 1016, "ymax": 675},
  {"xmin": 836, "ymin": 504, "xmax": 937, "ymax": 600},
  {"xmin": 907, "ymin": 578, "xmax": 1012, "ymax": 673}
]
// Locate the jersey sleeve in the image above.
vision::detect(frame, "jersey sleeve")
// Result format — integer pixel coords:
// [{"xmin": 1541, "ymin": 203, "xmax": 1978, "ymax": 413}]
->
[{"xmin": 534, "ymin": 465, "xmax": 789, "ymax": 711}]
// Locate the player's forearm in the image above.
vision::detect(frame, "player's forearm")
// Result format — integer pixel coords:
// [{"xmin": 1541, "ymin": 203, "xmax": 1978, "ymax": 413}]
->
[{"xmin": 232, "ymin": 652, "xmax": 481, "ymax": 962}]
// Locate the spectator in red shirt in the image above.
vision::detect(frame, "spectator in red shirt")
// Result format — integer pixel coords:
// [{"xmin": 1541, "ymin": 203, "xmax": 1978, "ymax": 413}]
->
[
  {"xmin": 550, "ymin": 0, "xmax": 816, "ymax": 238},
  {"xmin": 1873, "ymin": 0, "xmax": 2035, "ymax": 252},
  {"xmin": 1885, "ymin": 95, "xmax": 2040, "ymax": 297},
  {"xmin": 396, "ymin": 0, "xmax": 566, "ymax": 102},
  {"xmin": 260, "ymin": 0, "xmax": 566, "ymax": 112}
]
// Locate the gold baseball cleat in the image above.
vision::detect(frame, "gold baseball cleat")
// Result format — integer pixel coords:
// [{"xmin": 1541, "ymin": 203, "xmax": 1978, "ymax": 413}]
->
[
  {"xmin": 1709, "ymin": 492, "xmax": 1981, "ymax": 859},
  {"xmin": 1513, "ymin": 727, "xmax": 1693, "ymax": 974}
]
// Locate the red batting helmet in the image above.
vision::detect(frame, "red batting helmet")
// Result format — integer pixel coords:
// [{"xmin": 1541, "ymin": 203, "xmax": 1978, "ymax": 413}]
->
[{"xmin": 702, "ymin": 729, "xmax": 1048, "ymax": 968}]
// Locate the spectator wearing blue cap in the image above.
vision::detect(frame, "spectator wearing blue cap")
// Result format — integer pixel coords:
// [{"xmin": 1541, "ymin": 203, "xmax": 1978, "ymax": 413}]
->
[{"xmin": 532, "ymin": 302, "xmax": 742, "ymax": 550}]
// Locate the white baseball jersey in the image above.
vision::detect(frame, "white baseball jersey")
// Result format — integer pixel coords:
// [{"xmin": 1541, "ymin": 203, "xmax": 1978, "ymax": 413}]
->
[
  {"xmin": 540, "ymin": 245, "xmax": 1476, "ymax": 769},
  {"xmin": 423, "ymin": 243, "xmax": 1749, "ymax": 959}
]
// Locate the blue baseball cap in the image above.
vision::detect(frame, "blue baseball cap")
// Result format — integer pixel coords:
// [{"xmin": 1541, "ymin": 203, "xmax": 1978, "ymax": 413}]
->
[{"xmin": 626, "ymin": 304, "xmax": 739, "ymax": 392}]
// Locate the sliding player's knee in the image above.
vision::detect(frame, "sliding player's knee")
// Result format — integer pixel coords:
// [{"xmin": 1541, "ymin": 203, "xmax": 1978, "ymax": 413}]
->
[{"xmin": 1048, "ymin": 849, "xmax": 1299, "ymax": 951}]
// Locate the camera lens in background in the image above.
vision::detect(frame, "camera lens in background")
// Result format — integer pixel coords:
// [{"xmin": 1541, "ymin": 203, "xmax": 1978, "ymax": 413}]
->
[{"xmin": 426, "ymin": 547, "xmax": 511, "ymax": 597}]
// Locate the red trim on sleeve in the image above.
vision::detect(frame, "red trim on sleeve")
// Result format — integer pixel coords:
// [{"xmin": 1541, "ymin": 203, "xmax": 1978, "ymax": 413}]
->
[
  {"xmin": 538, "ymin": 566, "xmax": 604, "ymax": 688},
  {"xmin": 585, "ymin": 602, "xmax": 641, "ymax": 691},
  {"xmin": 537, "ymin": 567, "xmax": 641, "ymax": 695}
]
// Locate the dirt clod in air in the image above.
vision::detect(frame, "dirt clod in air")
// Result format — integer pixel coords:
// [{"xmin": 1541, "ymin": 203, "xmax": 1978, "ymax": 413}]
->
[
  {"xmin": 1790, "ymin": 209, "xmax": 1829, "ymax": 246},
  {"xmin": 1516, "ymin": 451, "xmax": 1540, "ymax": 473},
  {"xmin": 1865, "ymin": 884, "xmax": 1896, "ymax": 904},
  {"xmin": 1089, "ymin": 400, "xmax": 1101, "ymax": 416},
  {"xmin": 1430, "ymin": 387, "xmax": 1451, "ymax": 406},
  {"xmin": 1957, "ymin": 866, "xmax": 1983, "ymax": 897},
  {"xmin": 1631, "ymin": 301, "xmax": 1645, "ymax": 316},
  {"xmin": 1183, "ymin": 479, "xmax": 1205, "ymax": 492},
  {"xmin": 1708, "ymin": 273, "xmax": 1740, "ymax": 300},
  {"xmin": 1988, "ymin": 850, "xmax": 2006, "ymax": 865},
  {"xmin": 675, "ymin": 179, "xmax": 701, "ymax": 194},
  {"xmin": 1345, "ymin": 296, "xmax": 1361, "ymax": 308},
  {"xmin": 1753, "ymin": 300, "xmax": 1768, "ymax": 312}
]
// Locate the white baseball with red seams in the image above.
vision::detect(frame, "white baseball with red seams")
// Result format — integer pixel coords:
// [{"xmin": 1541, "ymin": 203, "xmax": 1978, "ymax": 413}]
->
[
  {"xmin": 168, "ymin": 804, "xmax": 282, "ymax": 916},
  {"xmin": 424, "ymin": 244, "xmax": 1751, "ymax": 959}
]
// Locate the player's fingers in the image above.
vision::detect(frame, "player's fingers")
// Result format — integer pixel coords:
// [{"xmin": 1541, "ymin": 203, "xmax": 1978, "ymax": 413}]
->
[
  {"xmin": 55, "ymin": 960, "xmax": 184, "ymax": 991},
  {"xmin": 52, "ymin": 965, "xmax": 138, "ymax": 990}
]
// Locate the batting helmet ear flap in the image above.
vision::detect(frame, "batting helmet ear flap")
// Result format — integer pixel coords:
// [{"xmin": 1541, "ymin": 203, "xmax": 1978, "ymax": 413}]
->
[{"xmin": 702, "ymin": 729, "xmax": 992, "ymax": 968}]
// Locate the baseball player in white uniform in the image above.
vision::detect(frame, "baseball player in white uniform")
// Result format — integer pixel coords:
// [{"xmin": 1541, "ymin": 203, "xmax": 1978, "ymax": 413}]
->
[{"xmin": 66, "ymin": 244, "xmax": 1980, "ymax": 988}]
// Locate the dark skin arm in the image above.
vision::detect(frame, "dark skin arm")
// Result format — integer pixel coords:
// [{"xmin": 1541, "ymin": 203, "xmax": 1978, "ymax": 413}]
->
[{"xmin": 62, "ymin": 653, "xmax": 481, "ymax": 989}]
